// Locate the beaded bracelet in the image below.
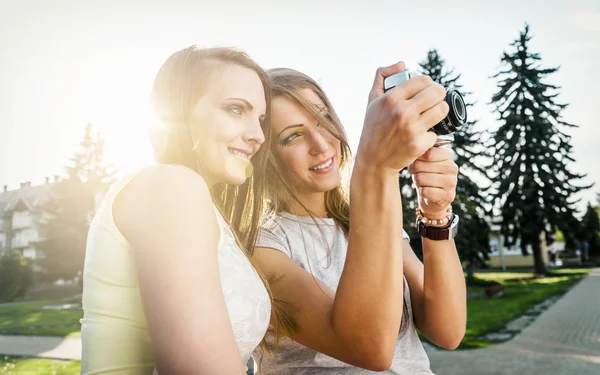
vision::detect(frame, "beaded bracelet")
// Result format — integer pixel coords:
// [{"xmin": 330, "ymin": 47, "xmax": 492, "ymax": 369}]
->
[{"xmin": 416, "ymin": 206, "xmax": 453, "ymax": 227}]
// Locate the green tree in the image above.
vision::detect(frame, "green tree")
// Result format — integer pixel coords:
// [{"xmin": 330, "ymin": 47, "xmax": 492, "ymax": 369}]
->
[
  {"xmin": 488, "ymin": 24, "xmax": 591, "ymax": 274},
  {"xmin": 35, "ymin": 124, "xmax": 115, "ymax": 282},
  {"xmin": 580, "ymin": 202, "xmax": 600, "ymax": 258},
  {"xmin": 0, "ymin": 250, "xmax": 34, "ymax": 302},
  {"xmin": 401, "ymin": 49, "xmax": 492, "ymax": 266}
]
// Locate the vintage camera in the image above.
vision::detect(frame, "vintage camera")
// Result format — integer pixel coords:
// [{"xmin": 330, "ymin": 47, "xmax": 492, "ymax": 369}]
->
[{"xmin": 383, "ymin": 70, "xmax": 467, "ymax": 136}]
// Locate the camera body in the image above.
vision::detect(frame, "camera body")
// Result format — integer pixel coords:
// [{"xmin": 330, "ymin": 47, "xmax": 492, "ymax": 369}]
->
[{"xmin": 383, "ymin": 70, "xmax": 467, "ymax": 136}]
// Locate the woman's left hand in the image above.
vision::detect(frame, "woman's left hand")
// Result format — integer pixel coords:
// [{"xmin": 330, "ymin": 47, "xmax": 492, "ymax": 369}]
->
[{"xmin": 407, "ymin": 145, "xmax": 458, "ymax": 219}]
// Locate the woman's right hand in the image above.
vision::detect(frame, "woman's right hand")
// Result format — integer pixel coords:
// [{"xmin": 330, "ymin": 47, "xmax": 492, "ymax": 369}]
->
[{"xmin": 356, "ymin": 62, "xmax": 449, "ymax": 173}]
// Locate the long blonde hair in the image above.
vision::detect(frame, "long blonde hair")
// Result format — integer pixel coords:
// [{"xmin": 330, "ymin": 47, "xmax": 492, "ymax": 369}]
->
[
  {"xmin": 264, "ymin": 68, "xmax": 352, "ymax": 234},
  {"xmin": 149, "ymin": 46, "xmax": 294, "ymax": 347}
]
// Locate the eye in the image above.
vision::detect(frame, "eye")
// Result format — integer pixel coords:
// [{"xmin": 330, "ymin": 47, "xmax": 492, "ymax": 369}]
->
[
  {"xmin": 281, "ymin": 132, "xmax": 301, "ymax": 146},
  {"xmin": 228, "ymin": 105, "xmax": 243, "ymax": 116}
]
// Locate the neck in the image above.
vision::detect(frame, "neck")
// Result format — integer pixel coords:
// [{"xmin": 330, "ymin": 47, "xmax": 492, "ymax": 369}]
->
[
  {"xmin": 200, "ymin": 169, "xmax": 218, "ymax": 189},
  {"xmin": 287, "ymin": 192, "xmax": 327, "ymax": 218}
]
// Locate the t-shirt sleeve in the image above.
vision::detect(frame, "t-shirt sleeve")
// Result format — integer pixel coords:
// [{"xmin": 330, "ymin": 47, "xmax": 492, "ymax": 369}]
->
[{"xmin": 256, "ymin": 225, "xmax": 292, "ymax": 258}]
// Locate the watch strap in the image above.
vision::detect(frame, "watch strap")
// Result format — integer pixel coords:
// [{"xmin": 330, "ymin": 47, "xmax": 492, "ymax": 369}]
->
[{"xmin": 417, "ymin": 214, "xmax": 459, "ymax": 241}]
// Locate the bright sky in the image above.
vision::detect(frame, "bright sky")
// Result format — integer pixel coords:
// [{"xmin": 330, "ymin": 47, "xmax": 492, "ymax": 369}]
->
[{"xmin": 1, "ymin": 0, "xmax": 599, "ymax": 212}]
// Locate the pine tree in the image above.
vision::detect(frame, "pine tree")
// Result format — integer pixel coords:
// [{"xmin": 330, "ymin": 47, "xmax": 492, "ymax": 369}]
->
[
  {"xmin": 401, "ymin": 49, "xmax": 491, "ymax": 265},
  {"xmin": 66, "ymin": 123, "xmax": 114, "ymax": 187},
  {"xmin": 488, "ymin": 24, "xmax": 591, "ymax": 274},
  {"xmin": 581, "ymin": 203, "xmax": 600, "ymax": 258},
  {"xmin": 399, "ymin": 173, "xmax": 420, "ymax": 254},
  {"xmin": 35, "ymin": 124, "xmax": 115, "ymax": 282}
]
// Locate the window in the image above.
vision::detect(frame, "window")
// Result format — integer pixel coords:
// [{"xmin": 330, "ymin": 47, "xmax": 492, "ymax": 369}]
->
[
  {"xmin": 23, "ymin": 248, "xmax": 37, "ymax": 259},
  {"xmin": 12, "ymin": 211, "xmax": 32, "ymax": 228}
]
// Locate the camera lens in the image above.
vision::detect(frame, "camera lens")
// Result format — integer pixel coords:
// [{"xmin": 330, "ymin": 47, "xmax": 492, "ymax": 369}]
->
[
  {"xmin": 453, "ymin": 93, "xmax": 466, "ymax": 122},
  {"xmin": 382, "ymin": 71, "xmax": 468, "ymax": 136},
  {"xmin": 430, "ymin": 89, "xmax": 467, "ymax": 135}
]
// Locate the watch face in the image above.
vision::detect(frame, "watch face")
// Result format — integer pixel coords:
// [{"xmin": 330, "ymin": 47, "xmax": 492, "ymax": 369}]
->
[{"xmin": 451, "ymin": 215, "xmax": 459, "ymax": 238}]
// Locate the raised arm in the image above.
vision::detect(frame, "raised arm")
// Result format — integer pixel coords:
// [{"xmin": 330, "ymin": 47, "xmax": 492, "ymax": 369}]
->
[
  {"xmin": 403, "ymin": 146, "xmax": 467, "ymax": 349},
  {"xmin": 254, "ymin": 62, "xmax": 449, "ymax": 371},
  {"xmin": 114, "ymin": 165, "xmax": 248, "ymax": 374}
]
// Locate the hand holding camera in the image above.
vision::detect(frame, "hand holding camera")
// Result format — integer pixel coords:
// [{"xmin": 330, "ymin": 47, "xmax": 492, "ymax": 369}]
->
[
  {"xmin": 386, "ymin": 69, "xmax": 463, "ymax": 234},
  {"xmin": 357, "ymin": 62, "xmax": 455, "ymax": 173},
  {"xmin": 384, "ymin": 70, "xmax": 467, "ymax": 143}
]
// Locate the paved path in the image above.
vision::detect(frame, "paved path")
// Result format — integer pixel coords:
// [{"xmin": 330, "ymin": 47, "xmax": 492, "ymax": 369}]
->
[
  {"xmin": 1, "ymin": 269, "xmax": 598, "ymax": 375},
  {"xmin": 0, "ymin": 335, "xmax": 80, "ymax": 360},
  {"xmin": 427, "ymin": 268, "xmax": 600, "ymax": 374}
]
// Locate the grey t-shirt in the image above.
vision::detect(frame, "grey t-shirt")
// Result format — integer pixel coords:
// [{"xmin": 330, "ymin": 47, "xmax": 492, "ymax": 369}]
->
[{"xmin": 252, "ymin": 212, "xmax": 434, "ymax": 375}]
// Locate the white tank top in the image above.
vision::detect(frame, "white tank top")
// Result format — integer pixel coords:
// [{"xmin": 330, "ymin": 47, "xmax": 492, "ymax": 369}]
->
[{"xmin": 81, "ymin": 168, "xmax": 271, "ymax": 374}]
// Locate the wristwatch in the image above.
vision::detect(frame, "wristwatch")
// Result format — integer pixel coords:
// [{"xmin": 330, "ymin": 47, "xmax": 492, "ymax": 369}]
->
[{"xmin": 416, "ymin": 213, "xmax": 459, "ymax": 241}]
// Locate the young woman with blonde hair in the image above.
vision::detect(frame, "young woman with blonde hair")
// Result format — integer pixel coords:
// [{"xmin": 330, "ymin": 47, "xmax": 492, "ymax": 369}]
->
[{"xmin": 81, "ymin": 46, "xmax": 289, "ymax": 375}]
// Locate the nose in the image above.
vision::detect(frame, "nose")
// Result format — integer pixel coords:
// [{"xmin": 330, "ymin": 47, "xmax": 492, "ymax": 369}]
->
[
  {"xmin": 244, "ymin": 118, "xmax": 266, "ymax": 146},
  {"xmin": 309, "ymin": 130, "xmax": 330, "ymax": 155}
]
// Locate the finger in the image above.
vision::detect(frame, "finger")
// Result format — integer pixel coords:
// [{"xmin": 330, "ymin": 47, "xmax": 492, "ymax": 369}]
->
[
  {"xmin": 387, "ymin": 75, "xmax": 437, "ymax": 102},
  {"xmin": 419, "ymin": 187, "xmax": 455, "ymax": 205},
  {"xmin": 405, "ymin": 132, "xmax": 438, "ymax": 162},
  {"xmin": 412, "ymin": 172, "xmax": 457, "ymax": 190},
  {"xmin": 369, "ymin": 61, "xmax": 406, "ymax": 103},
  {"xmin": 417, "ymin": 100, "xmax": 450, "ymax": 133},
  {"xmin": 417, "ymin": 145, "xmax": 454, "ymax": 163},
  {"xmin": 408, "ymin": 159, "xmax": 458, "ymax": 175},
  {"xmin": 404, "ymin": 81, "xmax": 446, "ymax": 114}
]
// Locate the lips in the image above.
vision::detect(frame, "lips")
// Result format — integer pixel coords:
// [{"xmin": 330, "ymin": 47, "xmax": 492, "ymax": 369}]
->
[
  {"xmin": 228, "ymin": 147, "xmax": 252, "ymax": 160},
  {"xmin": 309, "ymin": 157, "xmax": 334, "ymax": 171}
]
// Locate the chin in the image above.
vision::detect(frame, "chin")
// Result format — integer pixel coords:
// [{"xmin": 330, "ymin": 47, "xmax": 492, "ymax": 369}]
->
[
  {"xmin": 219, "ymin": 157, "xmax": 252, "ymax": 186},
  {"xmin": 317, "ymin": 181, "xmax": 340, "ymax": 193},
  {"xmin": 224, "ymin": 173, "xmax": 248, "ymax": 186},
  {"xmin": 322, "ymin": 174, "xmax": 342, "ymax": 192}
]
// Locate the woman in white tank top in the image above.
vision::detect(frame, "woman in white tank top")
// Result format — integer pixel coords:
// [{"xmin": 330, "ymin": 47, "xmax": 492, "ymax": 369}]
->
[
  {"xmin": 81, "ymin": 46, "xmax": 289, "ymax": 374},
  {"xmin": 250, "ymin": 67, "xmax": 467, "ymax": 374}
]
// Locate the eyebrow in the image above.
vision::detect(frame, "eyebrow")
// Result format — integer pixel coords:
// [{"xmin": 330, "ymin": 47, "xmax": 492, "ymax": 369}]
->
[{"xmin": 277, "ymin": 124, "xmax": 303, "ymax": 138}]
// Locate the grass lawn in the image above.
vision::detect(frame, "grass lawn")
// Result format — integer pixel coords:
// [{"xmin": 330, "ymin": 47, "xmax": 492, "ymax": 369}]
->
[
  {"xmin": 0, "ymin": 356, "xmax": 80, "ymax": 375},
  {"xmin": 456, "ymin": 267, "xmax": 591, "ymax": 349},
  {"xmin": 0, "ymin": 300, "xmax": 82, "ymax": 337}
]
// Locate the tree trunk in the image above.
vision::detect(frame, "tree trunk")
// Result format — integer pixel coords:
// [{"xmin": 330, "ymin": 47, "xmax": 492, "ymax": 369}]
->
[{"xmin": 532, "ymin": 235, "xmax": 547, "ymax": 275}]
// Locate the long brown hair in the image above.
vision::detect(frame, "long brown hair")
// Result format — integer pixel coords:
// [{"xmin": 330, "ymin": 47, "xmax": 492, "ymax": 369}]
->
[
  {"xmin": 264, "ymin": 68, "xmax": 411, "ymax": 331},
  {"xmin": 264, "ymin": 68, "xmax": 352, "ymax": 235},
  {"xmin": 149, "ymin": 46, "xmax": 294, "ymax": 347}
]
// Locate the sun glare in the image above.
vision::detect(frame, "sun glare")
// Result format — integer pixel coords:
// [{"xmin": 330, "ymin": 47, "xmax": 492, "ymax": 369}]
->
[{"xmin": 80, "ymin": 58, "xmax": 158, "ymax": 173}]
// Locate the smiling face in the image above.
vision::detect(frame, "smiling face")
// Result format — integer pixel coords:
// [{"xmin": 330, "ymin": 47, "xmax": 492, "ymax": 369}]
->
[
  {"xmin": 189, "ymin": 64, "xmax": 267, "ymax": 186},
  {"xmin": 270, "ymin": 88, "xmax": 342, "ymax": 197}
]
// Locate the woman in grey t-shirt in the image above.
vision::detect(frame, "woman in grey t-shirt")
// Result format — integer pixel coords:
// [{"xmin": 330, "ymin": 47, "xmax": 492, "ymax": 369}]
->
[{"xmin": 251, "ymin": 67, "xmax": 466, "ymax": 374}]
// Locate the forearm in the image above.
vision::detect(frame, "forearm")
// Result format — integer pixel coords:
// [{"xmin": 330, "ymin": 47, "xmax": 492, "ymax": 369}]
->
[
  {"xmin": 333, "ymin": 161, "xmax": 404, "ymax": 358},
  {"xmin": 419, "ymin": 238, "xmax": 466, "ymax": 349}
]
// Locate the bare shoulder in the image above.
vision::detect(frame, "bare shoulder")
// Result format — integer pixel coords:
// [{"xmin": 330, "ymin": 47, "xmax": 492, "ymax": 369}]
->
[
  {"xmin": 130, "ymin": 164, "xmax": 210, "ymax": 197},
  {"xmin": 114, "ymin": 164, "xmax": 217, "ymax": 245}
]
